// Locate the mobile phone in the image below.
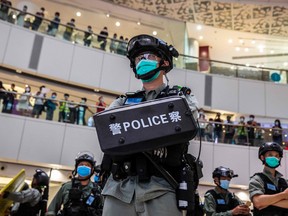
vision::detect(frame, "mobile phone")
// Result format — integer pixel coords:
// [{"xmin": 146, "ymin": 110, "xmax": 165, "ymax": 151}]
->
[{"xmin": 245, "ymin": 201, "xmax": 251, "ymax": 206}]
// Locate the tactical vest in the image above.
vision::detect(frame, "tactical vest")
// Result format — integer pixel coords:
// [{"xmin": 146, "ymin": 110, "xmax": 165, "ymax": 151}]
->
[
  {"xmin": 253, "ymin": 173, "xmax": 288, "ymax": 216},
  {"xmin": 103, "ymin": 85, "xmax": 193, "ymax": 182},
  {"xmin": 63, "ymin": 182, "xmax": 103, "ymax": 216},
  {"xmin": 206, "ymin": 189, "xmax": 239, "ymax": 213}
]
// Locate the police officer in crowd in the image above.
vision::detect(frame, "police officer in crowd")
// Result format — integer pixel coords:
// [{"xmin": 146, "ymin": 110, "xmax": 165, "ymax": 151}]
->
[
  {"xmin": 249, "ymin": 142, "xmax": 288, "ymax": 215},
  {"xmin": 204, "ymin": 166, "xmax": 250, "ymax": 215},
  {"xmin": 46, "ymin": 151, "xmax": 103, "ymax": 216},
  {"xmin": 100, "ymin": 34, "xmax": 199, "ymax": 215},
  {"xmin": 0, "ymin": 169, "xmax": 49, "ymax": 216}
]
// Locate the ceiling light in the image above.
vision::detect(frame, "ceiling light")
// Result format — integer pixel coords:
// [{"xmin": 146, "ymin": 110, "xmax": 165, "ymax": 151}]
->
[
  {"xmin": 228, "ymin": 39, "xmax": 233, "ymax": 44},
  {"xmin": 106, "ymin": 13, "xmax": 110, "ymax": 17},
  {"xmin": 152, "ymin": 31, "xmax": 157, "ymax": 36},
  {"xmin": 244, "ymin": 48, "xmax": 249, "ymax": 52},
  {"xmin": 115, "ymin": 21, "xmax": 120, "ymax": 27},
  {"xmin": 259, "ymin": 48, "xmax": 264, "ymax": 53},
  {"xmin": 76, "ymin": 11, "xmax": 81, "ymax": 17},
  {"xmin": 251, "ymin": 40, "xmax": 256, "ymax": 44},
  {"xmin": 235, "ymin": 47, "xmax": 240, "ymax": 51},
  {"xmin": 245, "ymin": 63, "xmax": 250, "ymax": 67},
  {"xmin": 197, "ymin": 25, "xmax": 202, "ymax": 30},
  {"xmin": 199, "ymin": 36, "xmax": 203, "ymax": 40},
  {"xmin": 270, "ymin": 50, "xmax": 274, "ymax": 54},
  {"xmin": 12, "ymin": 14, "xmax": 16, "ymax": 19},
  {"xmin": 284, "ymin": 62, "xmax": 288, "ymax": 66},
  {"xmin": 16, "ymin": 69, "xmax": 22, "ymax": 73},
  {"xmin": 239, "ymin": 39, "xmax": 244, "ymax": 44},
  {"xmin": 256, "ymin": 64, "xmax": 260, "ymax": 68},
  {"xmin": 137, "ymin": 21, "xmax": 141, "ymax": 25}
]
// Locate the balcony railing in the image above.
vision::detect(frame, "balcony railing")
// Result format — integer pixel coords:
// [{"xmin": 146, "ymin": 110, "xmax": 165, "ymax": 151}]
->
[
  {"xmin": 0, "ymin": 89, "xmax": 104, "ymax": 127},
  {"xmin": 0, "ymin": 4, "xmax": 287, "ymax": 84},
  {"xmin": 196, "ymin": 119, "xmax": 288, "ymax": 148},
  {"xmin": 1, "ymin": 88, "xmax": 287, "ymax": 149}
]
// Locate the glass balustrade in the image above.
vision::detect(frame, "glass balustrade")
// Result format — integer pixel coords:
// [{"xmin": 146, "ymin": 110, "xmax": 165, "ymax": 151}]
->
[
  {"xmin": 0, "ymin": 89, "xmax": 103, "ymax": 127},
  {"xmin": 1, "ymin": 4, "xmax": 287, "ymax": 84},
  {"xmin": 1, "ymin": 87, "xmax": 287, "ymax": 149},
  {"xmin": 196, "ymin": 119, "xmax": 288, "ymax": 148}
]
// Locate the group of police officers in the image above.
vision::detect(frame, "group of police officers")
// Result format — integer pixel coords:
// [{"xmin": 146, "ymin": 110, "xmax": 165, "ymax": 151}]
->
[{"xmin": 1, "ymin": 34, "xmax": 287, "ymax": 216}]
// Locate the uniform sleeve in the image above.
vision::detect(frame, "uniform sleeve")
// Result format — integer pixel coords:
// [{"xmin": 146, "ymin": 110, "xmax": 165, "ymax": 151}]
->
[
  {"xmin": 107, "ymin": 97, "xmax": 125, "ymax": 109},
  {"xmin": 203, "ymin": 193, "xmax": 233, "ymax": 216},
  {"xmin": 46, "ymin": 184, "xmax": 66, "ymax": 216},
  {"xmin": 7, "ymin": 188, "xmax": 41, "ymax": 207},
  {"xmin": 249, "ymin": 174, "xmax": 265, "ymax": 201},
  {"xmin": 183, "ymin": 93, "xmax": 199, "ymax": 119}
]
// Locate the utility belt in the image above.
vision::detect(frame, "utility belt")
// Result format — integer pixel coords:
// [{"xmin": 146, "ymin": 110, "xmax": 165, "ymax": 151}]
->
[
  {"xmin": 109, "ymin": 153, "xmax": 178, "ymax": 182},
  {"xmin": 102, "ymin": 141, "xmax": 192, "ymax": 183},
  {"xmin": 104, "ymin": 150, "xmax": 203, "ymax": 185}
]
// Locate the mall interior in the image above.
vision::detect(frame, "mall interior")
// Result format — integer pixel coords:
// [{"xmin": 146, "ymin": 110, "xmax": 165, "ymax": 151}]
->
[{"xmin": 0, "ymin": 0, "xmax": 288, "ymax": 209}]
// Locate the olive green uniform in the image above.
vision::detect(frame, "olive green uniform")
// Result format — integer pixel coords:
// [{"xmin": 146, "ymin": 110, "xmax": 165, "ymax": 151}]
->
[
  {"xmin": 249, "ymin": 168, "xmax": 285, "ymax": 202},
  {"xmin": 204, "ymin": 187, "xmax": 244, "ymax": 216},
  {"xmin": 102, "ymin": 83, "xmax": 199, "ymax": 216},
  {"xmin": 46, "ymin": 180, "xmax": 95, "ymax": 216}
]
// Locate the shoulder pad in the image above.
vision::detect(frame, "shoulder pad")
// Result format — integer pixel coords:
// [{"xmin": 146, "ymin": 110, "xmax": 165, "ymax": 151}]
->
[
  {"xmin": 166, "ymin": 85, "xmax": 179, "ymax": 96},
  {"xmin": 205, "ymin": 189, "xmax": 215, "ymax": 195},
  {"xmin": 61, "ymin": 181, "xmax": 72, "ymax": 188},
  {"xmin": 125, "ymin": 90, "xmax": 145, "ymax": 97},
  {"xmin": 250, "ymin": 172, "xmax": 267, "ymax": 181},
  {"xmin": 116, "ymin": 95, "xmax": 126, "ymax": 99}
]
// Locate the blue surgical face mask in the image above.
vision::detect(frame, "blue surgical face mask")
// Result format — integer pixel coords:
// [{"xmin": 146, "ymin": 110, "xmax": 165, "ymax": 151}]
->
[
  {"xmin": 136, "ymin": 59, "xmax": 159, "ymax": 82},
  {"xmin": 265, "ymin": 157, "xmax": 280, "ymax": 168},
  {"xmin": 220, "ymin": 180, "xmax": 230, "ymax": 190},
  {"xmin": 77, "ymin": 166, "xmax": 91, "ymax": 177}
]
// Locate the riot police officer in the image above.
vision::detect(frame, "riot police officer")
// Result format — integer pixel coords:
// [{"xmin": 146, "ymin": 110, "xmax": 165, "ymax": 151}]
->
[
  {"xmin": 1, "ymin": 169, "xmax": 49, "ymax": 216},
  {"xmin": 46, "ymin": 151, "xmax": 102, "ymax": 216},
  {"xmin": 100, "ymin": 34, "xmax": 200, "ymax": 216},
  {"xmin": 204, "ymin": 166, "xmax": 250, "ymax": 215},
  {"xmin": 249, "ymin": 142, "xmax": 288, "ymax": 215}
]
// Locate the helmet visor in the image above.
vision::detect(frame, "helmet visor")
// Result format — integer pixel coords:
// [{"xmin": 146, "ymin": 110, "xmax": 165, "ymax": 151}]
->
[
  {"xmin": 127, "ymin": 35, "xmax": 159, "ymax": 53},
  {"xmin": 214, "ymin": 167, "xmax": 237, "ymax": 178}
]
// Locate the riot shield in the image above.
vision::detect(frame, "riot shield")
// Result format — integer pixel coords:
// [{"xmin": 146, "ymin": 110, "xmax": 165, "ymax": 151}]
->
[{"xmin": 93, "ymin": 96, "xmax": 198, "ymax": 155}]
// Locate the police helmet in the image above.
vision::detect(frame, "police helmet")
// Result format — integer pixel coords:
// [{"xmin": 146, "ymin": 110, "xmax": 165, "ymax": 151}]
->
[
  {"xmin": 127, "ymin": 34, "xmax": 179, "ymax": 74},
  {"xmin": 212, "ymin": 166, "xmax": 238, "ymax": 179},
  {"xmin": 75, "ymin": 151, "xmax": 96, "ymax": 167},
  {"xmin": 258, "ymin": 142, "xmax": 283, "ymax": 159},
  {"xmin": 33, "ymin": 169, "xmax": 49, "ymax": 187}
]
